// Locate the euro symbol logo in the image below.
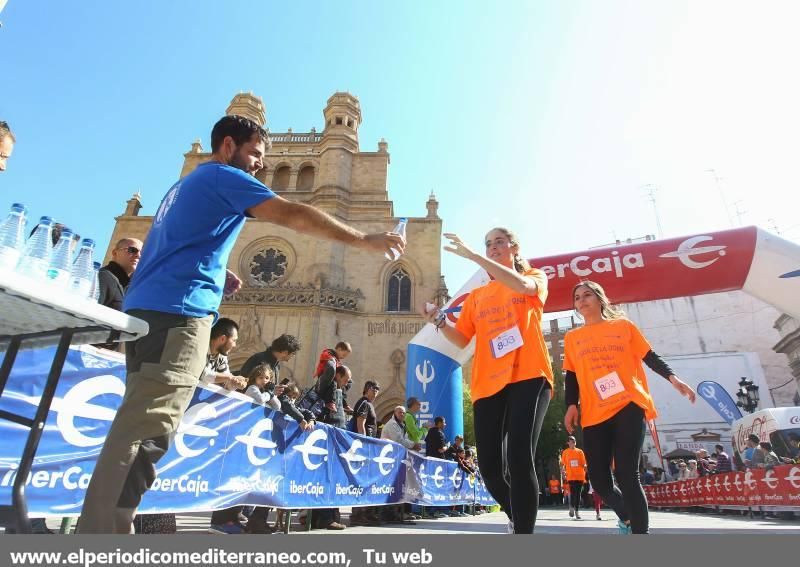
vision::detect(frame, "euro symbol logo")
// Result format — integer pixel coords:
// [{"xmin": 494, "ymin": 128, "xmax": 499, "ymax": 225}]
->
[
  {"xmin": 293, "ymin": 429, "xmax": 329, "ymax": 471},
  {"xmin": 49, "ymin": 375, "xmax": 125, "ymax": 448},
  {"xmin": 450, "ymin": 467, "xmax": 463, "ymax": 488},
  {"xmin": 339, "ymin": 439, "xmax": 368, "ymax": 475},
  {"xmin": 432, "ymin": 466, "xmax": 445, "ymax": 488},
  {"xmin": 733, "ymin": 474, "xmax": 743, "ymax": 491},
  {"xmin": 415, "ymin": 360, "xmax": 435, "ymax": 394},
  {"xmin": 174, "ymin": 403, "xmax": 219, "ymax": 459},
  {"xmin": 418, "ymin": 463, "xmax": 428, "ymax": 487},
  {"xmin": 723, "ymin": 476, "xmax": 732, "ymax": 492},
  {"xmin": 235, "ymin": 418, "xmax": 278, "ymax": 466},
  {"xmin": 784, "ymin": 466, "xmax": 800, "ymax": 489},
  {"xmin": 373, "ymin": 443, "xmax": 396, "ymax": 476},
  {"xmin": 659, "ymin": 236, "xmax": 727, "ymax": 269},
  {"xmin": 761, "ymin": 470, "xmax": 779, "ymax": 490},
  {"xmin": 744, "ymin": 471, "xmax": 756, "ymax": 490}
]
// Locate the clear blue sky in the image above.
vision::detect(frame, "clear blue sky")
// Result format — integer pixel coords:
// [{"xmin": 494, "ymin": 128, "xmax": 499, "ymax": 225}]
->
[{"xmin": 3, "ymin": 0, "xmax": 800, "ymax": 292}]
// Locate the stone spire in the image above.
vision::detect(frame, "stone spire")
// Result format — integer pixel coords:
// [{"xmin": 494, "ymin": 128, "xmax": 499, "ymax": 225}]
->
[
  {"xmin": 226, "ymin": 92, "xmax": 267, "ymax": 126},
  {"xmin": 434, "ymin": 275, "xmax": 450, "ymax": 307},
  {"xmin": 124, "ymin": 192, "xmax": 142, "ymax": 216},
  {"xmin": 426, "ymin": 190, "xmax": 439, "ymax": 219}
]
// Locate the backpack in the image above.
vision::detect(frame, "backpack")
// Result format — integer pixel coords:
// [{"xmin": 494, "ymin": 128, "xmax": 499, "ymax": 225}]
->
[{"xmin": 296, "ymin": 381, "xmax": 325, "ymax": 420}]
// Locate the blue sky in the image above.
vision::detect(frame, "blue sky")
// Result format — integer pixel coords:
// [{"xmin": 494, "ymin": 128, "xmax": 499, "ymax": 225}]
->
[{"xmin": 3, "ymin": 0, "xmax": 800, "ymax": 293}]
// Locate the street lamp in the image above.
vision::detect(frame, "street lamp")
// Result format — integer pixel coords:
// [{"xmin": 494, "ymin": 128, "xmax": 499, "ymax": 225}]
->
[{"xmin": 735, "ymin": 376, "xmax": 760, "ymax": 414}]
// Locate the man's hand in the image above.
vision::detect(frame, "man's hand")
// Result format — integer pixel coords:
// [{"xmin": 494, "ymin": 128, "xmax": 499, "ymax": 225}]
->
[
  {"xmin": 299, "ymin": 419, "xmax": 314, "ymax": 431},
  {"xmin": 273, "ymin": 385, "xmax": 285, "ymax": 397},
  {"xmin": 224, "ymin": 269, "xmax": 242, "ymax": 295},
  {"xmin": 223, "ymin": 375, "xmax": 247, "ymax": 390},
  {"xmin": 362, "ymin": 232, "xmax": 405, "ymax": 256},
  {"xmin": 412, "ymin": 443, "xmax": 422, "ymax": 451}
]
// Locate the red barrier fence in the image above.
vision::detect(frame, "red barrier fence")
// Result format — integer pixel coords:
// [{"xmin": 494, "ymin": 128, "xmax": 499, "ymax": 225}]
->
[{"xmin": 644, "ymin": 465, "xmax": 800, "ymax": 509}]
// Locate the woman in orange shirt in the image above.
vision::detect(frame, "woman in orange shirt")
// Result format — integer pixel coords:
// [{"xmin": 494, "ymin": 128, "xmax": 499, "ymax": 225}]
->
[
  {"xmin": 421, "ymin": 228, "xmax": 553, "ymax": 534},
  {"xmin": 563, "ymin": 280, "xmax": 695, "ymax": 534}
]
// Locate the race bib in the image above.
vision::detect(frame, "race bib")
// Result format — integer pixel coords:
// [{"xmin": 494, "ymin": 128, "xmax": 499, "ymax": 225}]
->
[
  {"xmin": 570, "ymin": 459, "xmax": 579, "ymax": 467},
  {"xmin": 593, "ymin": 371, "xmax": 625, "ymax": 400},
  {"xmin": 490, "ymin": 325, "xmax": 524, "ymax": 358}
]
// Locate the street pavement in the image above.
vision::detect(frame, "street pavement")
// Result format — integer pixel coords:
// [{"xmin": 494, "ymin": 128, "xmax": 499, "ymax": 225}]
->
[{"xmin": 165, "ymin": 506, "xmax": 800, "ymax": 535}]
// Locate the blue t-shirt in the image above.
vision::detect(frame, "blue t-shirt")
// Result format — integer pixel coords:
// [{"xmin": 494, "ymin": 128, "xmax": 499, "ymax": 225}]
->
[{"xmin": 124, "ymin": 162, "xmax": 275, "ymax": 317}]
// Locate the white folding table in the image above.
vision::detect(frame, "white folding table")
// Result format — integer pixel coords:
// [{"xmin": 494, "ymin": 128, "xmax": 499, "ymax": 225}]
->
[{"xmin": 0, "ymin": 271, "xmax": 148, "ymax": 533}]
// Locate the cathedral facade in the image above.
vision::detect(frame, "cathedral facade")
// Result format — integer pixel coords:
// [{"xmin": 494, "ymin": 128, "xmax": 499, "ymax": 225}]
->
[{"xmin": 107, "ymin": 92, "xmax": 448, "ymax": 421}]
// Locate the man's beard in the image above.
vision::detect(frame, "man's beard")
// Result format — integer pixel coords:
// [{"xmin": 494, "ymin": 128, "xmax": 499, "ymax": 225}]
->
[{"xmin": 230, "ymin": 148, "xmax": 254, "ymax": 175}]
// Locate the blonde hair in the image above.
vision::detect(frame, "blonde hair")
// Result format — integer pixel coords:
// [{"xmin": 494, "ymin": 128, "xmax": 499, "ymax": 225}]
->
[
  {"xmin": 572, "ymin": 280, "xmax": 625, "ymax": 321},
  {"xmin": 487, "ymin": 227, "xmax": 531, "ymax": 274}
]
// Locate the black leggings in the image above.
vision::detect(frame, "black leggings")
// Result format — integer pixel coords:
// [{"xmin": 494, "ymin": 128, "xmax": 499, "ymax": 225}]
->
[
  {"xmin": 473, "ymin": 378, "xmax": 550, "ymax": 534},
  {"xmin": 568, "ymin": 481, "xmax": 584, "ymax": 511},
  {"xmin": 582, "ymin": 403, "xmax": 648, "ymax": 534}
]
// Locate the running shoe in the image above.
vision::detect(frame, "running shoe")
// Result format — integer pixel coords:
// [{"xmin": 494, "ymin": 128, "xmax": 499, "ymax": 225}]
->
[
  {"xmin": 568, "ymin": 507, "xmax": 575, "ymax": 518},
  {"xmin": 507, "ymin": 520, "xmax": 515, "ymax": 534},
  {"xmin": 617, "ymin": 519, "xmax": 632, "ymax": 534},
  {"xmin": 596, "ymin": 515, "xmax": 602, "ymax": 521},
  {"xmin": 575, "ymin": 512, "xmax": 582, "ymax": 520}
]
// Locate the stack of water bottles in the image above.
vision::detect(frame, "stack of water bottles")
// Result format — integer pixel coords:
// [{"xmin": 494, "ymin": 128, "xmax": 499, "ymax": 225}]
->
[{"xmin": 0, "ymin": 203, "xmax": 101, "ymax": 303}]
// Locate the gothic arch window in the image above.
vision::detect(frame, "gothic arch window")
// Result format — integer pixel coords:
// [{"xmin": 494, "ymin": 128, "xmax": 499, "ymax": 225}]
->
[
  {"xmin": 297, "ymin": 165, "xmax": 315, "ymax": 191},
  {"xmin": 272, "ymin": 165, "xmax": 291, "ymax": 190},
  {"xmin": 386, "ymin": 267, "xmax": 411, "ymax": 312}
]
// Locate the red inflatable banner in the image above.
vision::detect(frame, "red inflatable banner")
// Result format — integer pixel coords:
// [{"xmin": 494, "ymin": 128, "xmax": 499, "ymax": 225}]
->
[
  {"xmin": 530, "ymin": 226, "xmax": 758, "ymax": 313},
  {"xmin": 644, "ymin": 465, "xmax": 800, "ymax": 509}
]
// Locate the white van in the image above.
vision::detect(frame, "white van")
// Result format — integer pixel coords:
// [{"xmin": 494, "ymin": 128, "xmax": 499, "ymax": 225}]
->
[{"xmin": 730, "ymin": 407, "xmax": 800, "ymax": 467}]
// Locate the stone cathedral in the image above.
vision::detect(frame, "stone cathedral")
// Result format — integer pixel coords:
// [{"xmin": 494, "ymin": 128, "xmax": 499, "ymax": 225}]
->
[{"xmin": 107, "ymin": 92, "xmax": 449, "ymax": 421}]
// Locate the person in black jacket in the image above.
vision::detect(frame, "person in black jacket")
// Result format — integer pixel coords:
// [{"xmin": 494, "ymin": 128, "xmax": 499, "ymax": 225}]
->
[
  {"xmin": 98, "ymin": 238, "xmax": 143, "ymax": 311},
  {"xmin": 238, "ymin": 333, "xmax": 300, "ymax": 380},
  {"xmin": 425, "ymin": 416, "xmax": 448, "ymax": 458}
]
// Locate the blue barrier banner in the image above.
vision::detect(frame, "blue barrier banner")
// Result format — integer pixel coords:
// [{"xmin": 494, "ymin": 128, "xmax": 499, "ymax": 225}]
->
[
  {"xmin": 697, "ymin": 380, "xmax": 743, "ymax": 425},
  {"xmin": 0, "ymin": 346, "xmax": 495, "ymax": 516}
]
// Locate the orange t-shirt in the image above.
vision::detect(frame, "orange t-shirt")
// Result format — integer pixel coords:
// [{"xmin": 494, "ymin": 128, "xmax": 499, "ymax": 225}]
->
[
  {"xmin": 563, "ymin": 318, "xmax": 658, "ymax": 428},
  {"xmin": 455, "ymin": 268, "xmax": 553, "ymax": 402},
  {"xmin": 561, "ymin": 447, "xmax": 587, "ymax": 482},
  {"xmin": 548, "ymin": 479, "xmax": 561, "ymax": 494}
]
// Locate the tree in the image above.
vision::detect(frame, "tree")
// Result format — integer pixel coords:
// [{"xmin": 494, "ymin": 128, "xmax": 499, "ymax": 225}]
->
[
  {"xmin": 535, "ymin": 369, "xmax": 568, "ymax": 479},
  {"xmin": 462, "ymin": 382, "xmax": 476, "ymax": 447}
]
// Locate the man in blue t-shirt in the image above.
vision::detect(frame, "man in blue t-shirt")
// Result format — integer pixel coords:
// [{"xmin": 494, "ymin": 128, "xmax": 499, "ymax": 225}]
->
[{"xmin": 79, "ymin": 115, "xmax": 406, "ymax": 534}]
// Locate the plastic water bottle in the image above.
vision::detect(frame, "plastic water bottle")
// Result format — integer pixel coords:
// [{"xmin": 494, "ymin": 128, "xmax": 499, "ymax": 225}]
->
[
  {"xmin": 70, "ymin": 238, "xmax": 95, "ymax": 297},
  {"xmin": 46, "ymin": 228, "xmax": 74, "ymax": 287},
  {"xmin": 385, "ymin": 217, "xmax": 407, "ymax": 261},
  {"xmin": 89, "ymin": 261, "xmax": 101, "ymax": 303},
  {"xmin": 0, "ymin": 203, "xmax": 27, "ymax": 271},
  {"xmin": 17, "ymin": 216, "xmax": 54, "ymax": 280}
]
